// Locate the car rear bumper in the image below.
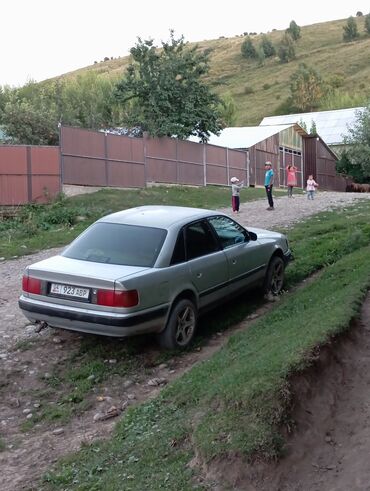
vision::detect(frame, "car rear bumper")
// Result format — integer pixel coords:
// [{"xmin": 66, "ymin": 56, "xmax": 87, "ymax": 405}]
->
[{"xmin": 19, "ymin": 296, "xmax": 168, "ymax": 337}]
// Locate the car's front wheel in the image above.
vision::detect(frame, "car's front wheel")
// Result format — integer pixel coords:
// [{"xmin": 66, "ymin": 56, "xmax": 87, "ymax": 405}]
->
[
  {"xmin": 159, "ymin": 299, "xmax": 197, "ymax": 349},
  {"xmin": 264, "ymin": 256, "xmax": 285, "ymax": 295}
]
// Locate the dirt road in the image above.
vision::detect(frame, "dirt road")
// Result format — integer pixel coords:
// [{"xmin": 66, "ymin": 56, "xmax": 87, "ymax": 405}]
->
[{"xmin": 1, "ymin": 191, "xmax": 370, "ymax": 490}]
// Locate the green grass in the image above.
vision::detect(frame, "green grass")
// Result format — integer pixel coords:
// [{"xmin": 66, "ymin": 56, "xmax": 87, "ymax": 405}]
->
[
  {"xmin": 41, "ymin": 201, "xmax": 370, "ymax": 490},
  {"xmin": 284, "ymin": 201, "xmax": 370, "ymax": 284},
  {"xmin": 13, "ymin": 338, "xmax": 40, "ymax": 352},
  {"xmin": 19, "ymin": 200, "xmax": 370, "ymax": 432},
  {"xmin": 0, "ymin": 185, "xmax": 280, "ymax": 259}
]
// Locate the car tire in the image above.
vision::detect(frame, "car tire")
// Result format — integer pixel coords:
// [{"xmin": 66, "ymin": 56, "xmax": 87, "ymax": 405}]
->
[
  {"xmin": 263, "ymin": 256, "xmax": 285, "ymax": 295},
  {"xmin": 159, "ymin": 299, "xmax": 197, "ymax": 350}
]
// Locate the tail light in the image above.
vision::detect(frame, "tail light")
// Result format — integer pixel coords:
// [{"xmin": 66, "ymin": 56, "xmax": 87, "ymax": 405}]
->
[
  {"xmin": 22, "ymin": 275, "xmax": 42, "ymax": 295},
  {"xmin": 97, "ymin": 289, "xmax": 139, "ymax": 308}
]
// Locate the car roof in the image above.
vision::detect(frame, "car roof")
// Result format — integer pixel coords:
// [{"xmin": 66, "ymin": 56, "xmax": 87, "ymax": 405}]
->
[{"xmin": 98, "ymin": 205, "xmax": 221, "ymax": 229}]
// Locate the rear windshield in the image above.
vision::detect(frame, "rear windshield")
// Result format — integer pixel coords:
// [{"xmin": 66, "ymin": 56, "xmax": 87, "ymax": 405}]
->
[{"xmin": 62, "ymin": 222, "xmax": 167, "ymax": 267}]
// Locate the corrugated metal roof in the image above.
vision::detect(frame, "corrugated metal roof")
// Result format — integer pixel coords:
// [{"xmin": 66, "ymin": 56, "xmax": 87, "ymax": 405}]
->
[
  {"xmin": 260, "ymin": 107, "xmax": 364, "ymax": 145},
  {"xmin": 189, "ymin": 124, "xmax": 298, "ymax": 149}
]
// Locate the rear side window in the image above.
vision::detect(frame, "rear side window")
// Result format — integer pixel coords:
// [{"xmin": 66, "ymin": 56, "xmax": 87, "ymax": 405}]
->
[
  {"xmin": 170, "ymin": 229, "xmax": 186, "ymax": 265},
  {"xmin": 185, "ymin": 221, "xmax": 220, "ymax": 260},
  {"xmin": 62, "ymin": 222, "xmax": 167, "ymax": 267}
]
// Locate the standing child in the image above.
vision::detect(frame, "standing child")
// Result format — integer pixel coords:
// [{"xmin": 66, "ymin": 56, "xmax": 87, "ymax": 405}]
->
[
  {"xmin": 230, "ymin": 177, "xmax": 244, "ymax": 213},
  {"xmin": 286, "ymin": 165, "xmax": 297, "ymax": 198},
  {"xmin": 306, "ymin": 175, "xmax": 318, "ymax": 200},
  {"xmin": 264, "ymin": 161, "xmax": 275, "ymax": 210}
]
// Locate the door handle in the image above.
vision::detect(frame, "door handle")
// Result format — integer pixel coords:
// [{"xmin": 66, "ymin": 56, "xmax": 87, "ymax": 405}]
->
[{"xmin": 232, "ymin": 259, "xmax": 237, "ymax": 265}]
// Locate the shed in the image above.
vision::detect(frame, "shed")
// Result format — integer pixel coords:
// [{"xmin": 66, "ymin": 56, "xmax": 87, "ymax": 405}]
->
[
  {"xmin": 260, "ymin": 107, "xmax": 365, "ymax": 155},
  {"xmin": 304, "ymin": 135, "xmax": 348, "ymax": 191},
  {"xmin": 193, "ymin": 124, "xmax": 308, "ymax": 188}
]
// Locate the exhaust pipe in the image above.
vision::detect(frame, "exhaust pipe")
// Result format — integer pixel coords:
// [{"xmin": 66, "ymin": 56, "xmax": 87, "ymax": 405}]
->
[{"xmin": 35, "ymin": 321, "xmax": 48, "ymax": 333}]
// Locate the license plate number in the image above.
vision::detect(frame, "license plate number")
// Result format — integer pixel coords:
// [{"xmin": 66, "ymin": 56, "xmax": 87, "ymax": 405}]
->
[{"xmin": 50, "ymin": 283, "xmax": 90, "ymax": 299}]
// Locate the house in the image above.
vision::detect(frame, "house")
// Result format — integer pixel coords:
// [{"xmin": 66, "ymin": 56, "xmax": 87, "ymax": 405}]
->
[
  {"xmin": 260, "ymin": 107, "xmax": 364, "ymax": 156},
  {"xmin": 192, "ymin": 122, "xmax": 346, "ymax": 190},
  {"xmin": 193, "ymin": 123, "xmax": 307, "ymax": 187}
]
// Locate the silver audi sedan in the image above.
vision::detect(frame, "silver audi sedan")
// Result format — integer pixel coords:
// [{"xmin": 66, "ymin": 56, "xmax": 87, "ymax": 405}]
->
[{"xmin": 19, "ymin": 206, "xmax": 292, "ymax": 349}]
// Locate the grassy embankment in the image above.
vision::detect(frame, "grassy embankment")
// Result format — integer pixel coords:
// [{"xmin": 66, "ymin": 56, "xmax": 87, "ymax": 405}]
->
[
  {"xmin": 0, "ymin": 186, "xmax": 283, "ymax": 260},
  {"xmin": 39, "ymin": 200, "xmax": 370, "ymax": 489}
]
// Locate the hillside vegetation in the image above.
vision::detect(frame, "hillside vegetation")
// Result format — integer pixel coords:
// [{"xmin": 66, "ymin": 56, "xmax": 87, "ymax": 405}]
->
[{"xmin": 60, "ymin": 17, "xmax": 370, "ymax": 125}]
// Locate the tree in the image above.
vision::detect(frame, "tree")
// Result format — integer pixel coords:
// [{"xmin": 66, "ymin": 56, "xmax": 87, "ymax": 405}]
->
[
  {"xmin": 1, "ymin": 94, "xmax": 59, "ymax": 145},
  {"xmin": 342, "ymin": 105, "xmax": 370, "ymax": 181},
  {"xmin": 298, "ymin": 119, "xmax": 308, "ymax": 132},
  {"xmin": 365, "ymin": 13, "xmax": 370, "ymax": 35},
  {"xmin": 289, "ymin": 64, "xmax": 326, "ymax": 112},
  {"xmin": 278, "ymin": 33, "xmax": 296, "ymax": 63},
  {"xmin": 336, "ymin": 151, "xmax": 366, "ymax": 182},
  {"xmin": 260, "ymin": 35, "xmax": 276, "ymax": 57},
  {"xmin": 114, "ymin": 31, "xmax": 223, "ymax": 141},
  {"xmin": 0, "ymin": 73, "xmax": 119, "ymax": 145},
  {"xmin": 286, "ymin": 20, "xmax": 301, "ymax": 41},
  {"xmin": 309, "ymin": 120, "xmax": 318, "ymax": 135},
  {"xmin": 62, "ymin": 72, "xmax": 118, "ymax": 129},
  {"xmin": 241, "ymin": 36, "xmax": 257, "ymax": 59},
  {"xmin": 219, "ymin": 93, "xmax": 237, "ymax": 126},
  {"xmin": 343, "ymin": 16, "xmax": 359, "ymax": 41}
]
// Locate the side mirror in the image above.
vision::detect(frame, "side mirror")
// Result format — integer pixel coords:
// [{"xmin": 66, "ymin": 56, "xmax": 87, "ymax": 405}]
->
[{"xmin": 248, "ymin": 231, "xmax": 257, "ymax": 241}]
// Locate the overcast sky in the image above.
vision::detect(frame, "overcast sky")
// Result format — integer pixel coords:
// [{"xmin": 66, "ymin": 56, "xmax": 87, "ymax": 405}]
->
[{"xmin": 1, "ymin": 1, "xmax": 369, "ymax": 87}]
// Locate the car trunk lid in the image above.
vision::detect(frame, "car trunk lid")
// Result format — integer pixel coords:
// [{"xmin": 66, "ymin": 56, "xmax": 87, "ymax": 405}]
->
[{"xmin": 26, "ymin": 255, "xmax": 149, "ymax": 291}]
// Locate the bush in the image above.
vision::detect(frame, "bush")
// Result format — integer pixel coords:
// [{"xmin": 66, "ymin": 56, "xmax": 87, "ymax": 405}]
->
[
  {"xmin": 365, "ymin": 13, "xmax": 370, "ymax": 35},
  {"xmin": 244, "ymin": 85, "xmax": 254, "ymax": 95},
  {"xmin": 328, "ymin": 74, "xmax": 345, "ymax": 88},
  {"xmin": 241, "ymin": 37, "xmax": 257, "ymax": 59},
  {"xmin": 289, "ymin": 63, "xmax": 326, "ymax": 112},
  {"xmin": 343, "ymin": 16, "xmax": 359, "ymax": 42},
  {"xmin": 260, "ymin": 35, "xmax": 276, "ymax": 58},
  {"xmin": 263, "ymin": 83, "xmax": 271, "ymax": 90},
  {"xmin": 278, "ymin": 33, "xmax": 296, "ymax": 63},
  {"xmin": 336, "ymin": 151, "xmax": 367, "ymax": 182},
  {"xmin": 286, "ymin": 20, "xmax": 301, "ymax": 41},
  {"xmin": 11, "ymin": 196, "xmax": 88, "ymax": 235}
]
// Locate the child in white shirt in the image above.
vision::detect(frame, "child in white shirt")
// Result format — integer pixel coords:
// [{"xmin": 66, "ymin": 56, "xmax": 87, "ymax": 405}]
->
[
  {"xmin": 230, "ymin": 177, "xmax": 244, "ymax": 213},
  {"xmin": 306, "ymin": 175, "xmax": 318, "ymax": 200}
]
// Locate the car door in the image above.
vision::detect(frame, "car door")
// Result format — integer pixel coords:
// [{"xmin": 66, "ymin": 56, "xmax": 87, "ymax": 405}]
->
[
  {"xmin": 208, "ymin": 216, "xmax": 266, "ymax": 295},
  {"xmin": 184, "ymin": 220, "xmax": 229, "ymax": 309}
]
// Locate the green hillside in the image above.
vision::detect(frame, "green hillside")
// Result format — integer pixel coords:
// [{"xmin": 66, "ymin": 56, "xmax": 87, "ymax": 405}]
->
[{"xmin": 60, "ymin": 16, "xmax": 370, "ymax": 125}]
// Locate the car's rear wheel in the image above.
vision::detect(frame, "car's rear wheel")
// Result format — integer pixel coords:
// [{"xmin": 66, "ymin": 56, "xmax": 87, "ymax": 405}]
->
[
  {"xmin": 264, "ymin": 256, "xmax": 285, "ymax": 295},
  {"xmin": 159, "ymin": 299, "xmax": 197, "ymax": 349}
]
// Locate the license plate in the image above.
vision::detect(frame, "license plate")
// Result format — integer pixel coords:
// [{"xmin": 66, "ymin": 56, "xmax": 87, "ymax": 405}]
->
[{"xmin": 50, "ymin": 283, "xmax": 90, "ymax": 299}]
